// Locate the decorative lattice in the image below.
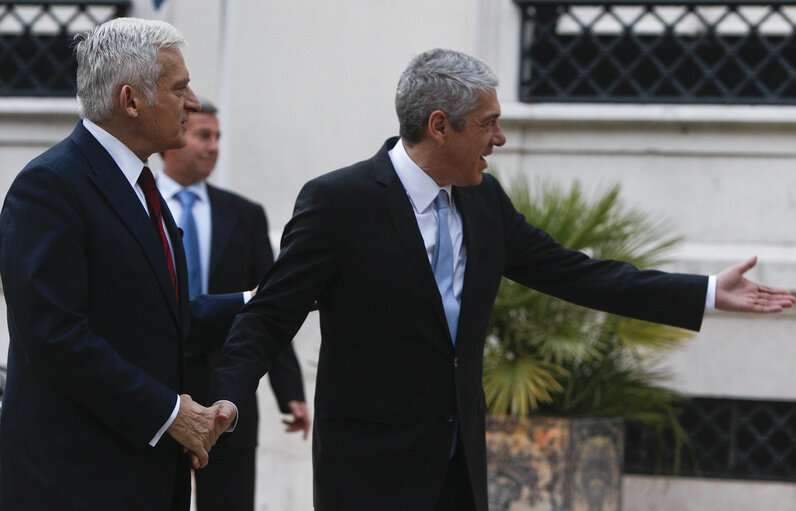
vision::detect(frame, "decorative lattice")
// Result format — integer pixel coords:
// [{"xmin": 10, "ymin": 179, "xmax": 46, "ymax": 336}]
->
[
  {"xmin": 626, "ymin": 397, "xmax": 796, "ymax": 482},
  {"xmin": 0, "ymin": 1, "xmax": 130, "ymax": 97},
  {"xmin": 515, "ymin": 1, "xmax": 796, "ymax": 104}
]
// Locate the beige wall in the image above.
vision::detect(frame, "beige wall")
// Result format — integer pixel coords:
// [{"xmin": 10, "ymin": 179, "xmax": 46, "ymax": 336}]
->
[{"xmin": 174, "ymin": 0, "xmax": 481, "ymax": 230}]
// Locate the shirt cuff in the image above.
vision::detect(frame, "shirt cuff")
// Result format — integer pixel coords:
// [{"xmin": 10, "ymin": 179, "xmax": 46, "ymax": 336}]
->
[
  {"xmin": 150, "ymin": 395, "xmax": 180, "ymax": 447},
  {"xmin": 213, "ymin": 400, "xmax": 239, "ymax": 433},
  {"xmin": 242, "ymin": 290, "xmax": 252, "ymax": 303},
  {"xmin": 705, "ymin": 275, "xmax": 717, "ymax": 311}
]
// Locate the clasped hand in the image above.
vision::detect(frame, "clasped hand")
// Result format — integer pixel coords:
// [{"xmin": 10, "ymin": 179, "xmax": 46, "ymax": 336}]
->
[{"xmin": 166, "ymin": 394, "xmax": 237, "ymax": 469}]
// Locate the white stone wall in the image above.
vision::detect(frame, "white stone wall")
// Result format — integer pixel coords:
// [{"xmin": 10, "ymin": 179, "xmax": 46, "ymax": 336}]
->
[
  {"xmin": 623, "ymin": 476, "xmax": 796, "ymax": 511},
  {"xmin": 0, "ymin": 99, "xmax": 80, "ymax": 367},
  {"xmin": 1, "ymin": 1, "xmax": 794, "ymax": 510}
]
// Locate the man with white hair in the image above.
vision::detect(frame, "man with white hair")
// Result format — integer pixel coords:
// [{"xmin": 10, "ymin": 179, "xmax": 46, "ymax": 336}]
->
[
  {"xmin": 0, "ymin": 18, "xmax": 237, "ymax": 510},
  {"xmin": 210, "ymin": 48, "xmax": 794, "ymax": 511}
]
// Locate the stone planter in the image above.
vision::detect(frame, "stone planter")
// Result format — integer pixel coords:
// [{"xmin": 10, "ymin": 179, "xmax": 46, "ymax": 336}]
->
[{"xmin": 486, "ymin": 415, "xmax": 623, "ymax": 511}]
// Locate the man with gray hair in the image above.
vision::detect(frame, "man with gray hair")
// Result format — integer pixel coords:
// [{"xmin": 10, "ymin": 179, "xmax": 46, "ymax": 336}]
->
[
  {"xmin": 0, "ymin": 17, "xmax": 237, "ymax": 510},
  {"xmin": 209, "ymin": 48, "xmax": 793, "ymax": 510}
]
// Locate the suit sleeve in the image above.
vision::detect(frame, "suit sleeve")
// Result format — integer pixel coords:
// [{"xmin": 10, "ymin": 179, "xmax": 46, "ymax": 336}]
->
[
  {"xmin": 211, "ymin": 179, "xmax": 335, "ymax": 408},
  {"xmin": 187, "ymin": 292, "xmax": 246, "ymax": 352},
  {"xmin": 268, "ymin": 347, "xmax": 305, "ymax": 411},
  {"xmin": 0, "ymin": 165, "xmax": 176, "ymax": 447},
  {"xmin": 250, "ymin": 204, "xmax": 306, "ymax": 411},
  {"xmin": 489, "ymin": 175, "xmax": 708, "ymax": 331}
]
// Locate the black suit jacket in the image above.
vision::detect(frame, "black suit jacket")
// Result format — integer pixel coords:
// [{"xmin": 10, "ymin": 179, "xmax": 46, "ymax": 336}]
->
[
  {"xmin": 182, "ymin": 184, "xmax": 304, "ymax": 450},
  {"xmin": 212, "ymin": 137, "xmax": 708, "ymax": 511},
  {"xmin": 0, "ymin": 123, "xmax": 243, "ymax": 510}
]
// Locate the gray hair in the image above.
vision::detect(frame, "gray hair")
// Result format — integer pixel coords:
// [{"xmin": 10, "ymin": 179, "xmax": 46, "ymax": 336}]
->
[
  {"xmin": 197, "ymin": 98, "xmax": 218, "ymax": 115},
  {"xmin": 74, "ymin": 17, "xmax": 186, "ymax": 123},
  {"xmin": 395, "ymin": 48, "xmax": 498, "ymax": 144}
]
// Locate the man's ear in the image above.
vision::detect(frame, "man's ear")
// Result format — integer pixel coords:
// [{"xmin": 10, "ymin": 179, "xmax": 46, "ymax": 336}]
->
[
  {"xmin": 119, "ymin": 84, "xmax": 140, "ymax": 119},
  {"xmin": 427, "ymin": 110, "xmax": 448, "ymax": 143}
]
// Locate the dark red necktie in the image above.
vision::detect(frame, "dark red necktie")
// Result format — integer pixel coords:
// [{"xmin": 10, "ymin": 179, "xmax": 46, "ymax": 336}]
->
[{"xmin": 138, "ymin": 166, "xmax": 178, "ymax": 301}]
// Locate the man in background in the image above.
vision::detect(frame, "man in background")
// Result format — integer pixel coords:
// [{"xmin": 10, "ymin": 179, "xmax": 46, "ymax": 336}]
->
[
  {"xmin": 0, "ymin": 18, "xmax": 237, "ymax": 511},
  {"xmin": 159, "ymin": 100, "xmax": 310, "ymax": 511}
]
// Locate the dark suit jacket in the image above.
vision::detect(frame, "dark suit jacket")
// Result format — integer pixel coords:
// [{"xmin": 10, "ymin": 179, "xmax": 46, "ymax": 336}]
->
[
  {"xmin": 0, "ymin": 123, "xmax": 243, "ymax": 511},
  {"xmin": 183, "ymin": 184, "xmax": 304, "ymax": 450},
  {"xmin": 211, "ymin": 137, "xmax": 708, "ymax": 511}
]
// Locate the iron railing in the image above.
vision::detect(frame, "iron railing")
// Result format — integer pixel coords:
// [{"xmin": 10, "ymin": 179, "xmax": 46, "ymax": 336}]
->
[
  {"xmin": 515, "ymin": 1, "xmax": 796, "ymax": 103},
  {"xmin": 626, "ymin": 397, "xmax": 796, "ymax": 482},
  {"xmin": 0, "ymin": 1, "xmax": 131, "ymax": 97}
]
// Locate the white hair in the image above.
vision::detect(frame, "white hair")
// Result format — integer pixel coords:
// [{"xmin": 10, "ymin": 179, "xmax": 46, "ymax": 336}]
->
[
  {"xmin": 395, "ymin": 48, "xmax": 498, "ymax": 144},
  {"xmin": 74, "ymin": 17, "xmax": 186, "ymax": 123}
]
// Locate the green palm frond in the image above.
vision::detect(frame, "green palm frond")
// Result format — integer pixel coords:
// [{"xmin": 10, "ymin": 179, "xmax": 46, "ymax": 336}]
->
[
  {"xmin": 508, "ymin": 177, "xmax": 682, "ymax": 267},
  {"xmin": 608, "ymin": 316, "xmax": 692, "ymax": 353},
  {"xmin": 485, "ymin": 175, "xmax": 691, "ymax": 443},
  {"xmin": 483, "ymin": 353, "xmax": 568, "ymax": 417}
]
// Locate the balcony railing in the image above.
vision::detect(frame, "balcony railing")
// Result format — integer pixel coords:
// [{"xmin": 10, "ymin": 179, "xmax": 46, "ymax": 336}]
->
[
  {"xmin": 626, "ymin": 397, "xmax": 796, "ymax": 482},
  {"xmin": 0, "ymin": 1, "xmax": 131, "ymax": 97},
  {"xmin": 515, "ymin": 1, "xmax": 796, "ymax": 104}
]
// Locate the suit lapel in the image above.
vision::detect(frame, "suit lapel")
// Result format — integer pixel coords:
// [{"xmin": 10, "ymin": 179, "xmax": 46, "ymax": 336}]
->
[
  {"xmin": 207, "ymin": 185, "xmax": 238, "ymax": 281},
  {"xmin": 454, "ymin": 185, "xmax": 488, "ymax": 348},
  {"xmin": 72, "ymin": 123, "xmax": 181, "ymax": 325},
  {"xmin": 373, "ymin": 139, "xmax": 453, "ymax": 347}
]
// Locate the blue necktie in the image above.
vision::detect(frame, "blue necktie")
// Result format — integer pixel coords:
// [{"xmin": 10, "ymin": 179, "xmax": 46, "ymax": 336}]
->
[
  {"xmin": 434, "ymin": 190, "xmax": 461, "ymax": 457},
  {"xmin": 176, "ymin": 189, "xmax": 202, "ymax": 298},
  {"xmin": 432, "ymin": 190, "xmax": 459, "ymax": 344}
]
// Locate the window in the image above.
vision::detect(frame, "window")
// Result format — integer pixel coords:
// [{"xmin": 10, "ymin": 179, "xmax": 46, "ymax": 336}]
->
[
  {"xmin": 626, "ymin": 397, "xmax": 796, "ymax": 481},
  {"xmin": 515, "ymin": 1, "xmax": 796, "ymax": 104},
  {"xmin": 0, "ymin": 1, "xmax": 131, "ymax": 97}
]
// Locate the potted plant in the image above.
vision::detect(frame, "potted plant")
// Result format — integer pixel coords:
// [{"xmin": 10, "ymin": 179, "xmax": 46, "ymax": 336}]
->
[{"xmin": 484, "ymin": 177, "xmax": 691, "ymax": 511}]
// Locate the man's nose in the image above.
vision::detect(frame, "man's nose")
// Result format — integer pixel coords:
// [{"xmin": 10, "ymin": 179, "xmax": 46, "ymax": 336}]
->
[
  {"xmin": 493, "ymin": 122, "xmax": 506, "ymax": 147},
  {"xmin": 184, "ymin": 86, "xmax": 200, "ymax": 112}
]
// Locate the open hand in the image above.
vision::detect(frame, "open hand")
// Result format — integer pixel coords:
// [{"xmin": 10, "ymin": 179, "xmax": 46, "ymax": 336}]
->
[
  {"xmin": 716, "ymin": 256, "xmax": 795, "ymax": 313},
  {"xmin": 283, "ymin": 400, "xmax": 311, "ymax": 440}
]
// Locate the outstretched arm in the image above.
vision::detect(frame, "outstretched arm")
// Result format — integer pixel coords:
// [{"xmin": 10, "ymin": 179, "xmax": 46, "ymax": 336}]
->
[{"xmin": 716, "ymin": 256, "xmax": 795, "ymax": 313}]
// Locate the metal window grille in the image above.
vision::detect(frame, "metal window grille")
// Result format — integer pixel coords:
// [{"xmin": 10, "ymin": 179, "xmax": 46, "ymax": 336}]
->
[
  {"xmin": 0, "ymin": 1, "xmax": 131, "ymax": 97},
  {"xmin": 515, "ymin": 1, "xmax": 796, "ymax": 103},
  {"xmin": 625, "ymin": 397, "xmax": 796, "ymax": 482}
]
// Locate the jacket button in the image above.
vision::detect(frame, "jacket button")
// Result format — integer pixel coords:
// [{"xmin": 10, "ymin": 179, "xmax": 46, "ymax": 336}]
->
[
  {"xmin": 445, "ymin": 414, "xmax": 455, "ymax": 423},
  {"xmin": 453, "ymin": 357, "xmax": 459, "ymax": 367}
]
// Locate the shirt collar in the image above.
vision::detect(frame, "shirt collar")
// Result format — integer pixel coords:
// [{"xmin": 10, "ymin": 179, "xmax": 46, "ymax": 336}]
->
[
  {"xmin": 157, "ymin": 171, "xmax": 209, "ymax": 204},
  {"xmin": 388, "ymin": 138, "xmax": 454, "ymax": 214},
  {"xmin": 82, "ymin": 118, "xmax": 149, "ymax": 188}
]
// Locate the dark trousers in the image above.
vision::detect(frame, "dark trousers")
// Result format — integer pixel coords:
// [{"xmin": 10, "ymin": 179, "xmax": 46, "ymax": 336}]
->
[
  {"xmin": 434, "ymin": 440, "xmax": 477, "ymax": 511},
  {"xmin": 171, "ymin": 456, "xmax": 192, "ymax": 511},
  {"xmin": 194, "ymin": 447, "xmax": 256, "ymax": 511}
]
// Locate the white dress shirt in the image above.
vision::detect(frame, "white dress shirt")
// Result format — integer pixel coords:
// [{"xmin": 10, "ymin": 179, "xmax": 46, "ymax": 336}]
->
[
  {"xmin": 387, "ymin": 138, "xmax": 716, "ymax": 311},
  {"xmin": 389, "ymin": 139, "xmax": 467, "ymax": 304},
  {"xmin": 82, "ymin": 119, "xmax": 181, "ymax": 447}
]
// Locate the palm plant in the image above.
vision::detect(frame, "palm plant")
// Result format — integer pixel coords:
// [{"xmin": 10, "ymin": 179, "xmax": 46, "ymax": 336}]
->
[{"xmin": 484, "ymin": 176, "xmax": 692, "ymax": 465}]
